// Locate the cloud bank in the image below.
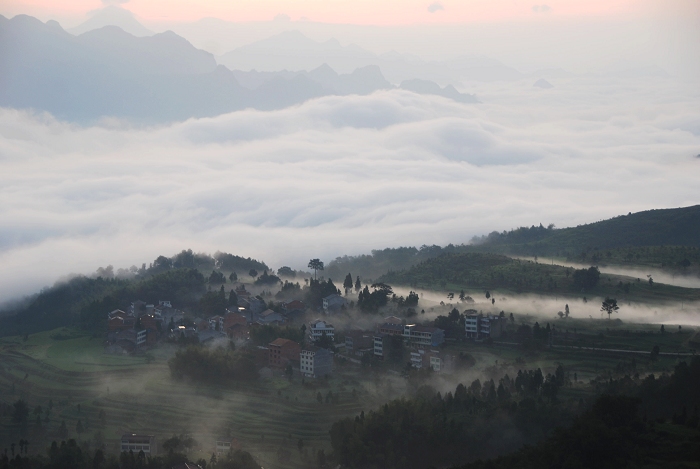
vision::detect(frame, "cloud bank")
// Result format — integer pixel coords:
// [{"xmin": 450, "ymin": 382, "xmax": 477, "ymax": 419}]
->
[{"xmin": 0, "ymin": 74, "xmax": 699, "ymax": 302}]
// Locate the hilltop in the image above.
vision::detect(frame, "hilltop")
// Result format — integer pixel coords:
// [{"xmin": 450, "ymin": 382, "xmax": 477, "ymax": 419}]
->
[{"xmin": 470, "ymin": 205, "xmax": 700, "ymax": 272}]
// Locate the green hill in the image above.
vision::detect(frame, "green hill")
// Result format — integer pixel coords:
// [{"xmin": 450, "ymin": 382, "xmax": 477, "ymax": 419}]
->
[
  {"xmin": 379, "ymin": 252, "xmax": 700, "ymax": 303},
  {"xmin": 472, "ymin": 205, "xmax": 700, "ymax": 264},
  {"xmin": 325, "ymin": 206, "xmax": 700, "ymax": 282}
]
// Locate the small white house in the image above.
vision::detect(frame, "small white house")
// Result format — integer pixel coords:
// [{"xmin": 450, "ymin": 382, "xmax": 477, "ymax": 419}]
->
[{"xmin": 309, "ymin": 320, "xmax": 335, "ymax": 342}]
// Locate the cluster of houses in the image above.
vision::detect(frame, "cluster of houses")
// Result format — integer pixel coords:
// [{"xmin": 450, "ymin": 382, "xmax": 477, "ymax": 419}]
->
[
  {"xmin": 104, "ymin": 285, "xmax": 318, "ymax": 353},
  {"xmin": 106, "ymin": 300, "xmax": 181, "ymax": 353}
]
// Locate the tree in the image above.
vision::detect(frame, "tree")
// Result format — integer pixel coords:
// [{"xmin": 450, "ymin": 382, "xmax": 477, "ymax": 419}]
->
[
  {"xmin": 650, "ymin": 345, "xmax": 660, "ymax": 361},
  {"xmin": 660, "ymin": 324, "xmax": 665, "ymax": 334},
  {"xmin": 573, "ymin": 266, "xmax": 601, "ymax": 290},
  {"xmin": 11, "ymin": 399, "xmax": 29, "ymax": 425},
  {"xmin": 447, "ymin": 292, "xmax": 454, "ymax": 301},
  {"xmin": 228, "ymin": 289, "xmax": 239, "ymax": 307},
  {"xmin": 355, "ymin": 276, "xmax": 361, "ymax": 293},
  {"xmin": 248, "ymin": 269, "xmax": 258, "ymax": 278},
  {"xmin": 485, "ymin": 291, "xmax": 491, "ymax": 300},
  {"xmin": 229, "ymin": 271, "xmax": 238, "ymax": 282},
  {"xmin": 343, "ymin": 273, "xmax": 353, "ymax": 294},
  {"xmin": 601, "ymin": 297, "xmax": 619, "ymax": 320},
  {"xmin": 308, "ymin": 259, "xmax": 324, "ymax": 280},
  {"xmin": 565, "ymin": 304, "xmax": 570, "ymax": 318},
  {"xmin": 58, "ymin": 420, "xmax": 68, "ymax": 439}
]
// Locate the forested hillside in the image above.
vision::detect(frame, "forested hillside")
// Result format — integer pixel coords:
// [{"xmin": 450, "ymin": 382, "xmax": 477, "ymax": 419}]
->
[
  {"xmin": 326, "ymin": 206, "xmax": 700, "ymax": 283},
  {"xmin": 471, "ymin": 205, "xmax": 700, "ymax": 263},
  {"xmin": 0, "ymin": 249, "xmax": 268, "ymax": 338},
  {"xmin": 380, "ymin": 253, "xmax": 700, "ymax": 302},
  {"xmin": 458, "ymin": 358, "xmax": 700, "ymax": 469},
  {"xmin": 330, "ymin": 358, "xmax": 700, "ymax": 469}
]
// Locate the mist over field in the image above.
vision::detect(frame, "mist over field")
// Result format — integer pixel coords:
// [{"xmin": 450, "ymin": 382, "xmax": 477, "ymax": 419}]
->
[{"xmin": 1, "ymin": 72, "xmax": 699, "ymax": 302}]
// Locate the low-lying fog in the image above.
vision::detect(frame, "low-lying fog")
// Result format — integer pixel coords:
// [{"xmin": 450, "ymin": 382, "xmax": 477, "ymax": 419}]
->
[{"xmin": 0, "ymin": 74, "xmax": 699, "ymax": 303}]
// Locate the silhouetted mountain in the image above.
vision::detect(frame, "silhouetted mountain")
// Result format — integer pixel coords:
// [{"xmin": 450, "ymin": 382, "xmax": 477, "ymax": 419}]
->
[
  {"xmin": 533, "ymin": 78, "xmax": 554, "ymax": 89},
  {"xmin": 0, "ymin": 15, "xmax": 477, "ymax": 123},
  {"xmin": 0, "ymin": 15, "xmax": 237, "ymax": 122},
  {"xmin": 68, "ymin": 5, "xmax": 153, "ymax": 37},
  {"xmin": 217, "ymin": 31, "xmax": 523, "ymax": 84},
  {"xmin": 400, "ymin": 79, "xmax": 478, "ymax": 103},
  {"xmin": 218, "ymin": 30, "xmax": 376, "ymax": 73}
]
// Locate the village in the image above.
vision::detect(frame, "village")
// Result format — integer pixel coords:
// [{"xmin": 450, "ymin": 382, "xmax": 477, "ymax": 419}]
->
[{"xmin": 105, "ymin": 281, "xmax": 509, "ymax": 378}]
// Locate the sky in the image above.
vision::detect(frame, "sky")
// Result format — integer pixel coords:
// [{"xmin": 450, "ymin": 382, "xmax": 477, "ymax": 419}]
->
[
  {"xmin": 2, "ymin": 0, "xmax": 641, "ymax": 25},
  {"xmin": 0, "ymin": 0, "xmax": 699, "ymax": 302}
]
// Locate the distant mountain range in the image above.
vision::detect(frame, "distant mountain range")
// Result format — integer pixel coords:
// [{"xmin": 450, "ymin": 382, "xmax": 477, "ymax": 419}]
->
[
  {"xmin": 68, "ymin": 5, "xmax": 154, "ymax": 37},
  {"xmin": 217, "ymin": 30, "xmax": 524, "ymax": 84},
  {"xmin": 0, "ymin": 15, "xmax": 477, "ymax": 123}
]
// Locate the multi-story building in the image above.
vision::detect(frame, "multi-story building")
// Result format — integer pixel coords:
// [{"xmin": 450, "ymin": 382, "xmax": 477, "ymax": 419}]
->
[
  {"xmin": 373, "ymin": 333, "xmax": 389, "ymax": 359},
  {"xmin": 464, "ymin": 314, "xmax": 505, "ymax": 339},
  {"xmin": 268, "ymin": 338, "xmax": 301, "ymax": 368},
  {"xmin": 322, "ymin": 294, "xmax": 347, "ymax": 314},
  {"xmin": 308, "ymin": 320, "xmax": 335, "ymax": 342},
  {"xmin": 409, "ymin": 349, "xmax": 449, "ymax": 371},
  {"xmin": 378, "ymin": 323, "xmax": 404, "ymax": 336},
  {"xmin": 121, "ymin": 434, "xmax": 157, "ymax": 455},
  {"xmin": 403, "ymin": 324, "xmax": 445, "ymax": 347},
  {"xmin": 300, "ymin": 347, "xmax": 333, "ymax": 378},
  {"xmin": 344, "ymin": 330, "xmax": 374, "ymax": 356},
  {"xmin": 208, "ymin": 315, "xmax": 225, "ymax": 331}
]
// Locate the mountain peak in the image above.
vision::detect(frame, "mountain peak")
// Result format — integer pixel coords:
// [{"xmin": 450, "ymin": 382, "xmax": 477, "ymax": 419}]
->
[{"xmin": 68, "ymin": 6, "xmax": 153, "ymax": 37}]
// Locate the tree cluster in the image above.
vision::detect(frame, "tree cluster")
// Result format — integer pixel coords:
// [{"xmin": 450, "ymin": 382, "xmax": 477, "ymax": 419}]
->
[{"xmin": 168, "ymin": 346, "xmax": 257, "ymax": 384}]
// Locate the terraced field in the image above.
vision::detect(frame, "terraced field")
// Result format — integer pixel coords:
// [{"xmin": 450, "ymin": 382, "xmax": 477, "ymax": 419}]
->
[{"xmin": 0, "ymin": 329, "xmax": 405, "ymax": 469}]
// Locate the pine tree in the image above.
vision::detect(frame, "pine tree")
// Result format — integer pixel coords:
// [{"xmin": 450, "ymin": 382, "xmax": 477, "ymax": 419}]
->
[
  {"xmin": 355, "ymin": 276, "xmax": 361, "ymax": 293},
  {"xmin": 343, "ymin": 273, "xmax": 353, "ymax": 294}
]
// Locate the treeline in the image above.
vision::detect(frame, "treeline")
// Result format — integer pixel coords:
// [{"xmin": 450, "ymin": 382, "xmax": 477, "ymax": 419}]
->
[
  {"xmin": 324, "ymin": 245, "xmax": 470, "ymax": 283},
  {"xmin": 168, "ymin": 346, "xmax": 257, "ymax": 384},
  {"xmin": 459, "ymin": 358, "xmax": 700, "ymax": 469},
  {"xmin": 329, "ymin": 365, "xmax": 575, "ymax": 469},
  {"xmin": 0, "ymin": 439, "xmax": 260, "ymax": 469},
  {"xmin": 380, "ymin": 252, "xmax": 599, "ymax": 294}
]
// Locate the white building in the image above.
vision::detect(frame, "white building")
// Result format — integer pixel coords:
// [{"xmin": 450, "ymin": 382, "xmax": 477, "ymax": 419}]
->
[
  {"xmin": 300, "ymin": 347, "xmax": 333, "ymax": 378},
  {"xmin": 308, "ymin": 320, "xmax": 335, "ymax": 342},
  {"xmin": 464, "ymin": 314, "xmax": 505, "ymax": 339},
  {"xmin": 121, "ymin": 434, "xmax": 156, "ymax": 455}
]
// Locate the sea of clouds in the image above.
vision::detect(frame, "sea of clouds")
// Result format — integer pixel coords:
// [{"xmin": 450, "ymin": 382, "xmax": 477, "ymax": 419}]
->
[{"xmin": 1, "ymin": 74, "xmax": 699, "ymax": 302}]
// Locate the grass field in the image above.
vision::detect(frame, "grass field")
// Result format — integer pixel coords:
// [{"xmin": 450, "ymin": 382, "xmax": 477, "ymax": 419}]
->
[{"xmin": 0, "ymin": 328, "xmax": 409, "ymax": 469}]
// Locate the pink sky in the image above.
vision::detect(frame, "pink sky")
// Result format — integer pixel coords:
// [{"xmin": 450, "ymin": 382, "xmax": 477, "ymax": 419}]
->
[{"xmin": 3, "ymin": 0, "xmax": 642, "ymax": 25}]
